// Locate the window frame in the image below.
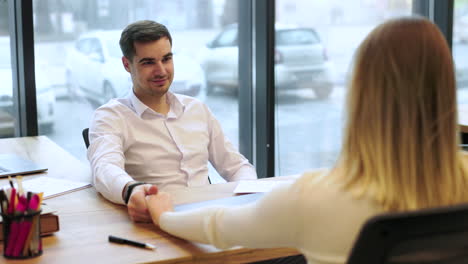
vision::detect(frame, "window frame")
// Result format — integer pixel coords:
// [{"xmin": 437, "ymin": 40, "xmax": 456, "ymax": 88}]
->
[{"xmin": 8, "ymin": 0, "xmax": 38, "ymax": 137}]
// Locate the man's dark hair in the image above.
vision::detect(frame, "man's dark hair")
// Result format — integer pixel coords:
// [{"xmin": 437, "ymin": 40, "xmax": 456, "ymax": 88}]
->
[{"xmin": 119, "ymin": 20, "xmax": 172, "ymax": 61}]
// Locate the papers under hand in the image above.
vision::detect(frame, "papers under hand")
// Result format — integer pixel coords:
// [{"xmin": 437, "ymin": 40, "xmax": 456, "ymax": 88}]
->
[
  {"xmin": 1, "ymin": 177, "xmax": 91, "ymax": 199},
  {"xmin": 233, "ymin": 180, "xmax": 293, "ymax": 194}
]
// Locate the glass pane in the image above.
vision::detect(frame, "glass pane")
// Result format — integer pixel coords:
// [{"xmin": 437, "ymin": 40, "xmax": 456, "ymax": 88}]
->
[
  {"xmin": 33, "ymin": 0, "xmax": 242, "ymax": 183},
  {"xmin": 0, "ymin": 1, "xmax": 15, "ymax": 138},
  {"xmin": 454, "ymin": 0, "xmax": 468, "ymax": 150},
  {"xmin": 454, "ymin": 0, "xmax": 468, "ymax": 100},
  {"xmin": 274, "ymin": 0, "xmax": 413, "ymax": 176}
]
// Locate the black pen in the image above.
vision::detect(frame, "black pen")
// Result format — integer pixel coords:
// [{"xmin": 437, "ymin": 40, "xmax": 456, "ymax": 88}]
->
[{"xmin": 108, "ymin": 235, "xmax": 156, "ymax": 250}]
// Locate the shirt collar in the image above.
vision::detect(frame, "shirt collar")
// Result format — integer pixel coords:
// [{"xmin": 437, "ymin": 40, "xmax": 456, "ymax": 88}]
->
[
  {"xmin": 129, "ymin": 91, "xmax": 185, "ymax": 118},
  {"xmin": 166, "ymin": 92, "xmax": 185, "ymax": 118}
]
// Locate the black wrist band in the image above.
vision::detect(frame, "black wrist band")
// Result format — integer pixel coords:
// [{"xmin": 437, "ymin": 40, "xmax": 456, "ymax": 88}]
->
[{"xmin": 124, "ymin": 182, "xmax": 146, "ymax": 204}]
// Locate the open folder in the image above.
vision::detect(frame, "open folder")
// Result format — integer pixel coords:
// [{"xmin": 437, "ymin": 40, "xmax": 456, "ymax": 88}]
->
[
  {"xmin": 233, "ymin": 180, "xmax": 294, "ymax": 194},
  {"xmin": 0, "ymin": 154, "xmax": 48, "ymax": 177},
  {"xmin": 174, "ymin": 180, "xmax": 297, "ymax": 212},
  {"xmin": 174, "ymin": 193, "xmax": 264, "ymax": 212}
]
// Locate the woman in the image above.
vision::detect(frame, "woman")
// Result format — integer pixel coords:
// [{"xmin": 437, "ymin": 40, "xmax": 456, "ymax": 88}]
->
[{"xmin": 145, "ymin": 16, "xmax": 468, "ymax": 264}]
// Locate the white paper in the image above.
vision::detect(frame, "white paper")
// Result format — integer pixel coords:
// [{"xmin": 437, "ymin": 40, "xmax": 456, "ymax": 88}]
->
[
  {"xmin": 2, "ymin": 176, "xmax": 91, "ymax": 199},
  {"xmin": 233, "ymin": 180, "xmax": 293, "ymax": 194}
]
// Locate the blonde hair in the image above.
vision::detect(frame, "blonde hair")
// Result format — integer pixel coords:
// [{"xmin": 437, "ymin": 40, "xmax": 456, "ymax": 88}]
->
[{"xmin": 338, "ymin": 16, "xmax": 467, "ymax": 211}]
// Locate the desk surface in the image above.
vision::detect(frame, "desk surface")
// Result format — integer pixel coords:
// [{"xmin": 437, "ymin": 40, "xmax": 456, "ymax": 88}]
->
[{"xmin": 0, "ymin": 136, "xmax": 300, "ymax": 264}]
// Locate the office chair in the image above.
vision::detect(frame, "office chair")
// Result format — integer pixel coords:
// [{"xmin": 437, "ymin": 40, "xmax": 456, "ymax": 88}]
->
[
  {"xmin": 347, "ymin": 203, "xmax": 468, "ymax": 264},
  {"xmin": 461, "ymin": 132, "xmax": 468, "ymax": 151},
  {"xmin": 82, "ymin": 128, "xmax": 90, "ymax": 149}
]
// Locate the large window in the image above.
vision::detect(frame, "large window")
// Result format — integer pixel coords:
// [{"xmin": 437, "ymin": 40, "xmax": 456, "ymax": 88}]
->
[
  {"xmin": 6, "ymin": 0, "xmax": 461, "ymax": 179},
  {"xmin": 32, "ymin": 0, "xmax": 242, "ymax": 182},
  {"xmin": 274, "ymin": 0, "xmax": 413, "ymax": 176},
  {"xmin": 454, "ymin": 0, "xmax": 468, "ymax": 105},
  {"xmin": 0, "ymin": 0, "xmax": 15, "ymax": 138}
]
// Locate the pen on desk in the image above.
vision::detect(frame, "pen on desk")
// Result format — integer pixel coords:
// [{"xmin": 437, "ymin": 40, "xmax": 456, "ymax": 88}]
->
[{"xmin": 108, "ymin": 235, "xmax": 156, "ymax": 250}]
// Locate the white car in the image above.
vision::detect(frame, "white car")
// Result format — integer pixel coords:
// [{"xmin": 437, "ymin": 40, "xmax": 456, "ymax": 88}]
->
[
  {"xmin": 454, "ymin": 14, "xmax": 468, "ymax": 89},
  {"xmin": 454, "ymin": 15, "xmax": 468, "ymax": 44},
  {"xmin": 65, "ymin": 30, "xmax": 205, "ymax": 105},
  {"xmin": 201, "ymin": 24, "xmax": 334, "ymax": 99},
  {"xmin": 0, "ymin": 37, "xmax": 55, "ymax": 137}
]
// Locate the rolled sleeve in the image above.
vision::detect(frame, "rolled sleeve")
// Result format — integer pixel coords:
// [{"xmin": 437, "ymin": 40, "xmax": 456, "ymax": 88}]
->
[
  {"xmin": 87, "ymin": 107, "xmax": 134, "ymax": 204},
  {"xmin": 207, "ymin": 107, "xmax": 257, "ymax": 181}
]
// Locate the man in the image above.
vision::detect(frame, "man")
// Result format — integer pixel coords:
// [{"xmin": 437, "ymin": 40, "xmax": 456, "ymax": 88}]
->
[{"xmin": 87, "ymin": 20, "xmax": 257, "ymax": 222}]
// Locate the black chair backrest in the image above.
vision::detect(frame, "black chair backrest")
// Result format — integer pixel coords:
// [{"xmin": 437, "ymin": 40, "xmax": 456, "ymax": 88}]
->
[
  {"xmin": 347, "ymin": 203, "xmax": 468, "ymax": 264},
  {"xmin": 82, "ymin": 128, "xmax": 90, "ymax": 149},
  {"xmin": 460, "ymin": 132, "xmax": 468, "ymax": 150}
]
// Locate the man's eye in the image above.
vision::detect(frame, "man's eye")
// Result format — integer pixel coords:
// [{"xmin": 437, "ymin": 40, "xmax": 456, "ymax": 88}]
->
[{"xmin": 163, "ymin": 57, "xmax": 172, "ymax": 63}]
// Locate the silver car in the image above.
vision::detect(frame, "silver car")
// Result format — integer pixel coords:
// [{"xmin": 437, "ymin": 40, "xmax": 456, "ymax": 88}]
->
[
  {"xmin": 65, "ymin": 30, "xmax": 205, "ymax": 105},
  {"xmin": 202, "ymin": 24, "xmax": 334, "ymax": 99},
  {"xmin": 0, "ymin": 37, "xmax": 55, "ymax": 137}
]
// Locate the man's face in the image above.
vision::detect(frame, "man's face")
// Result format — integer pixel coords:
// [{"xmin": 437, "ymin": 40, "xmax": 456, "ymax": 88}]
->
[{"xmin": 122, "ymin": 37, "xmax": 174, "ymax": 98}]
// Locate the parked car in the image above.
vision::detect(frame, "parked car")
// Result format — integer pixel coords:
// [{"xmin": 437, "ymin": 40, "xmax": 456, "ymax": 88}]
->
[
  {"xmin": 453, "ymin": 14, "xmax": 468, "ymax": 89},
  {"xmin": 65, "ymin": 30, "xmax": 205, "ymax": 105},
  {"xmin": 0, "ymin": 37, "xmax": 55, "ymax": 137},
  {"xmin": 201, "ymin": 24, "xmax": 335, "ymax": 99},
  {"xmin": 454, "ymin": 15, "xmax": 468, "ymax": 44}
]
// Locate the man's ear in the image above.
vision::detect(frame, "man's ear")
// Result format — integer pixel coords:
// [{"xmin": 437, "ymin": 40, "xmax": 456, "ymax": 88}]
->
[{"xmin": 122, "ymin": 56, "xmax": 131, "ymax": 73}]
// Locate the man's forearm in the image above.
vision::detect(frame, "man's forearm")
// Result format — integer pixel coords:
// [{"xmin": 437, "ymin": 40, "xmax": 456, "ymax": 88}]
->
[
  {"xmin": 230, "ymin": 165, "xmax": 257, "ymax": 181},
  {"xmin": 92, "ymin": 166, "xmax": 134, "ymax": 204}
]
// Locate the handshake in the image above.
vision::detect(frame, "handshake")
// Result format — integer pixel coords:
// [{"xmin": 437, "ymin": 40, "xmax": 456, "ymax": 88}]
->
[{"xmin": 125, "ymin": 183, "xmax": 173, "ymax": 225}]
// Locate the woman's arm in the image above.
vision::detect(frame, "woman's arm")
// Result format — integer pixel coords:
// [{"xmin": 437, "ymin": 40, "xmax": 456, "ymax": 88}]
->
[{"xmin": 147, "ymin": 182, "xmax": 302, "ymax": 250}]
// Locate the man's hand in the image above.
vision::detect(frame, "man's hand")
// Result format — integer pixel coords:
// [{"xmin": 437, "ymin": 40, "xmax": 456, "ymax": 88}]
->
[
  {"xmin": 127, "ymin": 184, "xmax": 158, "ymax": 222},
  {"xmin": 146, "ymin": 192, "xmax": 174, "ymax": 227}
]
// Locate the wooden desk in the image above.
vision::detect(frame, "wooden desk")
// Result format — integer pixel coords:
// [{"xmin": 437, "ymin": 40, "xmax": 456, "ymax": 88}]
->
[{"xmin": 0, "ymin": 136, "xmax": 300, "ymax": 263}]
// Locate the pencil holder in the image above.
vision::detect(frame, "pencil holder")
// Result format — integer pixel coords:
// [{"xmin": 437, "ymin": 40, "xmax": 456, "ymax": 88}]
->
[{"xmin": 2, "ymin": 210, "xmax": 42, "ymax": 259}]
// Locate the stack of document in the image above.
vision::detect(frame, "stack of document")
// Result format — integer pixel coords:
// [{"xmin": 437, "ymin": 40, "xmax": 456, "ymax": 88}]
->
[
  {"xmin": 174, "ymin": 180, "xmax": 295, "ymax": 212},
  {"xmin": 233, "ymin": 180, "xmax": 293, "ymax": 194},
  {"xmin": 1, "ymin": 176, "xmax": 91, "ymax": 199}
]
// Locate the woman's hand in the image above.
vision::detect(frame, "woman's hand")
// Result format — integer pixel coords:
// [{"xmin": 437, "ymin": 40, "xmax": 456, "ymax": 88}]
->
[{"xmin": 146, "ymin": 192, "xmax": 174, "ymax": 226}]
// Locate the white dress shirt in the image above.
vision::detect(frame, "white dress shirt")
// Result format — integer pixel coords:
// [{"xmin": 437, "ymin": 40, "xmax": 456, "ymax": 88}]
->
[{"xmin": 87, "ymin": 92, "xmax": 256, "ymax": 204}]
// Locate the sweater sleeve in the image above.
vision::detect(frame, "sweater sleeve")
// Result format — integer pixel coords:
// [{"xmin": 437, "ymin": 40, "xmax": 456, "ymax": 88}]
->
[{"xmin": 159, "ymin": 181, "xmax": 302, "ymax": 250}]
